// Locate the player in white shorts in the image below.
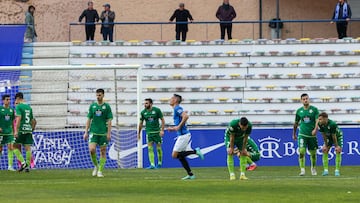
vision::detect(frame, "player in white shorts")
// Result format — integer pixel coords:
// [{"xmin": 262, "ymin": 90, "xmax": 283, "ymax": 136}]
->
[{"xmin": 168, "ymin": 94, "xmax": 204, "ymax": 180}]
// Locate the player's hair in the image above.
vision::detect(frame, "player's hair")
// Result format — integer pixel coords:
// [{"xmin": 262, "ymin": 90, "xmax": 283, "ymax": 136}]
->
[
  {"xmin": 14, "ymin": 92, "xmax": 24, "ymax": 100},
  {"xmin": 144, "ymin": 98, "xmax": 153, "ymax": 104},
  {"xmin": 173, "ymin": 94, "xmax": 182, "ymax": 104},
  {"xmin": 28, "ymin": 5, "xmax": 35, "ymax": 12},
  {"xmin": 88, "ymin": 1, "xmax": 93, "ymax": 6},
  {"xmin": 300, "ymin": 93, "xmax": 308, "ymax": 99},
  {"xmin": 240, "ymin": 117, "xmax": 249, "ymax": 126},
  {"xmin": 319, "ymin": 112, "xmax": 328, "ymax": 118},
  {"xmin": 2, "ymin": 94, "xmax": 10, "ymax": 101},
  {"xmin": 96, "ymin": 88, "xmax": 105, "ymax": 94}
]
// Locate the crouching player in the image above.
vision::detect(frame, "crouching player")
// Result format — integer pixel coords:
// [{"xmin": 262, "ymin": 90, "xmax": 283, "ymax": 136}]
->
[
  {"xmin": 225, "ymin": 117, "xmax": 251, "ymax": 180},
  {"xmin": 318, "ymin": 112, "xmax": 343, "ymax": 176},
  {"xmin": 234, "ymin": 137, "xmax": 260, "ymax": 171}
]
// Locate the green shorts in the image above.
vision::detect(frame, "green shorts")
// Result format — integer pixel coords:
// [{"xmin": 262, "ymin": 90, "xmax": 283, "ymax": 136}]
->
[
  {"xmin": 298, "ymin": 134, "xmax": 318, "ymax": 150},
  {"xmin": 0, "ymin": 135, "xmax": 15, "ymax": 145},
  {"xmin": 225, "ymin": 140, "xmax": 245, "ymax": 151},
  {"xmin": 15, "ymin": 133, "xmax": 33, "ymax": 145},
  {"xmin": 89, "ymin": 133, "xmax": 108, "ymax": 146},
  {"xmin": 325, "ymin": 135, "xmax": 343, "ymax": 148},
  {"xmin": 146, "ymin": 133, "xmax": 162, "ymax": 144}
]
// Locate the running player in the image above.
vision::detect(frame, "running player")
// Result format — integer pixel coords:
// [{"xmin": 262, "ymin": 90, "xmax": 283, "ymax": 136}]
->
[
  {"xmin": 293, "ymin": 93, "xmax": 319, "ymax": 176},
  {"xmin": 138, "ymin": 98, "xmax": 165, "ymax": 169},
  {"xmin": 83, "ymin": 89, "xmax": 113, "ymax": 178},
  {"xmin": 0, "ymin": 95, "xmax": 16, "ymax": 171},
  {"xmin": 318, "ymin": 112, "xmax": 343, "ymax": 176},
  {"xmin": 13, "ymin": 92, "xmax": 37, "ymax": 172},
  {"xmin": 225, "ymin": 117, "xmax": 251, "ymax": 180},
  {"xmin": 168, "ymin": 94, "xmax": 204, "ymax": 180}
]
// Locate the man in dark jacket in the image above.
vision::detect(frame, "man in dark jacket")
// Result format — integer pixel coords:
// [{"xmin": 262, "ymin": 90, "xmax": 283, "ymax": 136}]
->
[
  {"xmin": 100, "ymin": 3, "xmax": 115, "ymax": 42},
  {"xmin": 331, "ymin": 0, "xmax": 352, "ymax": 39},
  {"xmin": 216, "ymin": 0, "xmax": 237, "ymax": 40},
  {"xmin": 169, "ymin": 3, "xmax": 194, "ymax": 41},
  {"xmin": 79, "ymin": 1, "xmax": 99, "ymax": 41}
]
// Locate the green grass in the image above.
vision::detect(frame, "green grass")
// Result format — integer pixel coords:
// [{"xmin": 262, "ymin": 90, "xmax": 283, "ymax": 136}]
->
[{"xmin": 0, "ymin": 166, "xmax": 359, "ymax": 203}]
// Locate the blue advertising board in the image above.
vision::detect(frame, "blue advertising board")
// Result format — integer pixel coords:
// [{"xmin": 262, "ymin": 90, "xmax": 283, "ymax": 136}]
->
[
  {"xmin": 143, "ymin": 128, "xmax": 360, "ymax": 168},
  {"xmin": 0, "ymin": 128, "xmax": 359, "ymax": 170}
]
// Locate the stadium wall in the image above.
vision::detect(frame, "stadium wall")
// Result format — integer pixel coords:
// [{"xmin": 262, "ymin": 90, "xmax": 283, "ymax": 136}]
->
[{"xmin": 1, "ymin": 0, "xmax": 359, "ymax": 42}]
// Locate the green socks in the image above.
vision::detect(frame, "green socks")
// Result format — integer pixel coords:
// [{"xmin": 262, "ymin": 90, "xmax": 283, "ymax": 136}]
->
[
  {"xmin": 8, "ymin": 150, "xmax": 14, "ymax": 168},
  {"xmin": 99, "ymin": 157, "xmax": 106, "ymax": 172},
  {"xmin": 26, "ymin": 150, "xmax": 32, "ymax": 166},
  {"xmin": 299, "ymin": 148, "xmax": 306, "ymax": 169},
  {"xmin": 322, "ymin": 153, "xmax": 329, "ymax": 171},
  {"xmin": 157, "ymin": 147, "xmax": 162, "ymax": 166},
  {"xmin": 335, "ymin": 152, "xmax": 341, "ymax": 171},
  {"xmin": 309, "ymin": 150, "xmax": 316, "ymax": 168},
  {"xmin": 148, "ymin": 145, "xmax": 155, "ymax": 166},
  {"xmin": 240, "ymin": 156, "xmax": 247, "ymax": 173},
  {"xmin": 246, "ymin": 156, "xmax": 253, "ymax": 165},
  {"xmin": 90, "ymin": 153, "xmax": 98, "ymax": 167},
  {"xmin": 227, "ymin": 155, "xmax": 234, "ymax": 174},
  {"xmin": 13, "ymin": 149, "xmax": 25, "ymax": 163}
]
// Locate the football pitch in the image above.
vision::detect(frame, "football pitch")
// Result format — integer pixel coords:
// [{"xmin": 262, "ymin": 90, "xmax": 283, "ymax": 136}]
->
[{"xmin": 0, "ymin": 166, "xmax": 359, "ymax": 203}]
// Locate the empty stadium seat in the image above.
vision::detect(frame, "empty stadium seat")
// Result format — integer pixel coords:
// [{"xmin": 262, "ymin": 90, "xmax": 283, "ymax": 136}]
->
[
  {"xmin": 232, "ymin": 62, "xmax": 242, "ymax": 67},
  {"xmin": 142, "ymin": 53, "xmax": 152, "ymax": 57},
  {"xmin": 218, "ymin": 98, "xmax": 229, "ymax": 102},
  {"xmin": 226, "ymin": 51, "xmax": 237, "ymax": 56},
  {"xmin": 269, "ymin": 51, "xmax": 279, "ymax": 56},
  {"xmin": 170, "ymin": 52, "xmax": 180, "ymax": 57},
  {"xmin": 261, "ymin": 62, "xmax": 271, "ymax": 67},
  {"xmin": 232, "ymin": 98, "xmax": 242, "ymax": 103},
  {"xmin": 173, "ymin": 63, "xmax": 183, "ymax": 68},
  {"xmin": 205, "ymin": 86, "xmax": 216, "ymax": 91},
  {"xmin": 229, "ymin": 73, "xmax": 241, "ymax": 79},
  {"xmin": 203, "ymin": 63, "xmax": 213, "ymax": 68},
  {"xmin": 300, "ymin": 38, "xmax": 311, "ymax": 43},
  {"xmin": 224, "ymin": 109, "xmax": 235, "ymax": 115},
  {"xmin": 71, "ymin": 40, "xmax": 82, "ymax": 45},
  {"xmin": 217, "ymin": 62, "xmax": 227, "ymax": 68},
  {"xmin": 172, "ymin": 74, "xmax": 182, "ymax": 79}
]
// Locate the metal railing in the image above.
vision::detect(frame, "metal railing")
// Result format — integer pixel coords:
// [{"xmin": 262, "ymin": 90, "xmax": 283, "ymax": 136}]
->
[{"xmin": 69, "ymin": 18, "xmax": 360, "ymax": 41}]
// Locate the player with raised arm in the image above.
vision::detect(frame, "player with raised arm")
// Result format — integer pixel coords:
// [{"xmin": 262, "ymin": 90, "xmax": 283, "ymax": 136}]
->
[
  {"xmin": 138, "ymin": 98, "xmax": 165, "ymax": 169},
  {"xmin": 13, "ymin": 92, "xmax": 37, "ymax": 172},
  {"xmin": 318, "ymin": 112, "xmax": 343, "ymax": 176},
  {"xmin": 0, "ymin": 95, "xmax": 17, "ymax": 171},
  {"xmin": 83, "ymin": 88, "xmax": 113, "ymax": 178},
  {"xmin": 168, "ymin": 94, "xmax": 204, "ymax": 180},
  {"xmin": 293, "ymin": 93, "xmax": 319, "ymax": 176},
  {"xmin": 225, "ymin": 117, "xmax": 251, "ymax": 180}
]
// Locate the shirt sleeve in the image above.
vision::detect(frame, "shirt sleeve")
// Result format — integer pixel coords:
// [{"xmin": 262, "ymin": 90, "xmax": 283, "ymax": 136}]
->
[
  {"xmin": 107, "ymin": 104, "xmax": 113, "ymax": 120},
  {"xmin": 158, "ymin": 108, "xmax": 164, "ymax": 119}
]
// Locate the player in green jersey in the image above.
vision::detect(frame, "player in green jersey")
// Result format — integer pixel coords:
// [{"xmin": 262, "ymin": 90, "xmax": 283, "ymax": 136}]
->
[
  {"xmin": 138, "ymin": 98, "xmax": 165, "ymax": 169},
  {"xmin": 318, "ymin": 112, "xmax": 343, "ymax": 176},
  {"xmin": 293, "ymin": 93, "xmax": 319, "ymax": 176},
  {"xmin": 0, "ymin": 95, "xmax": 16, "ymax": 171},
  {"xmin": 13, "ymin": 92, "xmax": 37, "ymax": 172},
  {"xmin": 83, "ymin": 89, "xmax": 113, "ymax": 178},
  {"xmin": 224, "ymin": 117, "xmax": 251, "ymax": 180}
]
